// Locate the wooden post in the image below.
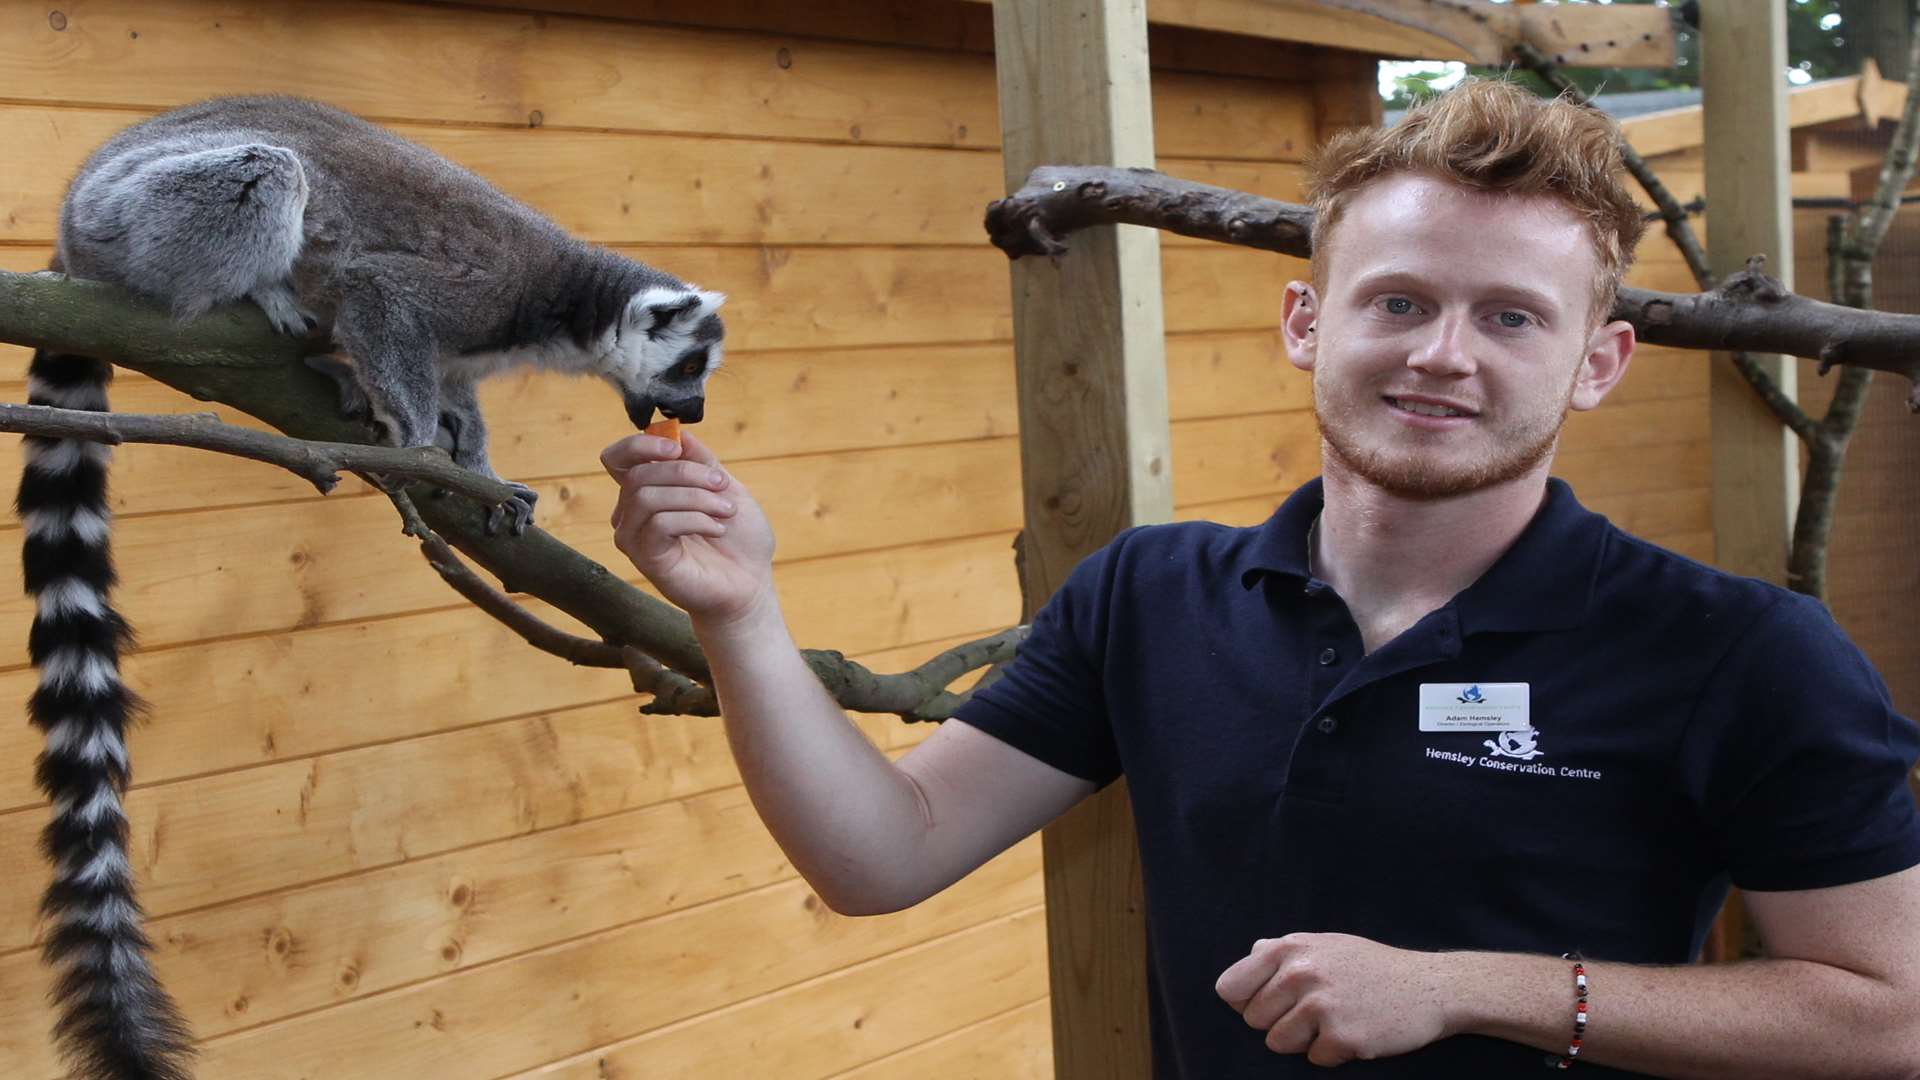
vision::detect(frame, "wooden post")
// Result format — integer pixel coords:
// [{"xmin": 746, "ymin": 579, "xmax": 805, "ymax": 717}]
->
[
  {"xmin": 1702, "ymin": 0, "xmax": 1797, "ymax": 586},
  {"xmin": 992, "ymin": 1, "xmax": 1171, "ymax": 1075},
  {"xmin": 1700, "ymin": 0, "xmax": 1796, "ymax": 962}
]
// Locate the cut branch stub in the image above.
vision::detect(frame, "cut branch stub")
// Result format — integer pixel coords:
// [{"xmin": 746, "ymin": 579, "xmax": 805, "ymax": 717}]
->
[{"xmin": 987, "ymin": 166, "xmax": 1313, "ymax": 259}]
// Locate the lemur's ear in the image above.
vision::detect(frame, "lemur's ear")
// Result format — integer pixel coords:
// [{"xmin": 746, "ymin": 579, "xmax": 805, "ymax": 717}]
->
[{"xmin": 629, "ymin": 288, "xmax": 726, "ymax": 340}]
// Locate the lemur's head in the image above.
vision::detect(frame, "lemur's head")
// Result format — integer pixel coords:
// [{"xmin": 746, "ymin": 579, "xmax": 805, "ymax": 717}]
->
[{"xmin": 606, "ymin": 287, "xmax": 727, "ymax": 429}]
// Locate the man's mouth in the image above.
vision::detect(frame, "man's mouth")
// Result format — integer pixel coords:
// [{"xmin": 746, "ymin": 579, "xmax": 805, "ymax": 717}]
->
[{"xmin": 1385, "ymin": 396, "xmax": 1474, "ymax": 419}]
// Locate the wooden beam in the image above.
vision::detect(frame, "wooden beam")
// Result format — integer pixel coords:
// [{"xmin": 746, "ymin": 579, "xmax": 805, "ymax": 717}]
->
[
  {"xmin": 1624, "ymin": 72, "xmax": 1907, "ymax": 160},
  {"xmin": 1702, "ymin": 0, "xmax": 1798, "ymax": 588},
  {"xmin": 447, "ymin": 0, "xmax": 1677, "ymax": 64},
  {"xmin": 1318, "ymin": 0, "xmax": 1675, "ymax": 65},
  {"xmin": 992, "ymin": 1, "xmax": 1170, "ymax": 1076},
  {"xmin": 1699, "ymin": 0, "xmax": 1798, "ymax": 964}
]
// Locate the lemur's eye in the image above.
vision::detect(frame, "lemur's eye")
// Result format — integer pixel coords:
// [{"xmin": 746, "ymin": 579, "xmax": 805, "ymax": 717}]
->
[{"xmin": 673, "ymin": 350, "xmax": 709, "ymax": 379}]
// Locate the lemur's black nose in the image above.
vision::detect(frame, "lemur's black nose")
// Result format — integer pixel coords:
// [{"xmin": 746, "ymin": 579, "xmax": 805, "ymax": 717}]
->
[
  {"xmin": 659, "ymin": 397, "xmax": 704, "ymax": 424},
  {"xmin": 624, "ymin": 395, "xmax": 655, "ymax": 430}
]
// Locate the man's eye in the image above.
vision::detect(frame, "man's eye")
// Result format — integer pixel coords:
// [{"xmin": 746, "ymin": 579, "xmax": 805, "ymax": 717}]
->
[
  {"xmin": 1496, "ymin": 311, "xmax": 1531, "ymax": 329},
  {"xmin": 1383, "ymin": 297, "xmax": 1418, "ymax": 315}
]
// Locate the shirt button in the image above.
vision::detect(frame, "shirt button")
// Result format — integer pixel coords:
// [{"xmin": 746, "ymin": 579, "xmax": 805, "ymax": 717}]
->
[
  {"xmin": 1318, "ymin": 647, "xmax": 1338, "ymax": 666},
  {"xmin": 1316, "ymin": 715, "xmax": 1339, "ymax": 734}
]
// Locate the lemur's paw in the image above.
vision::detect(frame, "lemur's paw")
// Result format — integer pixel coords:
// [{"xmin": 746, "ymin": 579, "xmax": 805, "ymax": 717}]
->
[
  {"xmin": 486, "ymin": 483, "xmax": 539, "ymax": 537},
  {"xmin": 250, "ymin": 286, "xmax": 320, "ymax": 337}
]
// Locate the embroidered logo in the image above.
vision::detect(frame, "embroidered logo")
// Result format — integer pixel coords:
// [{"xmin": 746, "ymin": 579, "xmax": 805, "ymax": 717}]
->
[{"xmin": 1483, "ymin": 728, "xmax": 1544, "ymax": 761}]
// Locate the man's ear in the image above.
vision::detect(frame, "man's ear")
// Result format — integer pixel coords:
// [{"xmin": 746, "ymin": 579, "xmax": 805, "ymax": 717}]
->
[
  {"xmin": 1282, "ymin": 281, "xmax": 1319, "ymax": 372},
  {"xmin": 1570, "ymin": 318, "xmax": 1636, "ymax": 411}
]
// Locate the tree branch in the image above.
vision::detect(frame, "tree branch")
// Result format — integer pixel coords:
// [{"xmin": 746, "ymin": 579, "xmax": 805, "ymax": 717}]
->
[
  {"xmin": 0, "ymin": 268, "xmax": 1017, "ymax": 722},
  {"xmin": 986, "ymin": 171, "xmax": 1920, "ymax": 410},
  {"xmin": 0, "ymin": 402, "xmax": 522, "ymax": 503}
]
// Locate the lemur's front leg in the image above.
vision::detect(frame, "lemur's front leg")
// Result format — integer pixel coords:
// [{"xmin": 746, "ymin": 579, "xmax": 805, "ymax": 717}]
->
[{"xmin": 439, "ymin": 378, "xmax": 537, "ymax": 536}]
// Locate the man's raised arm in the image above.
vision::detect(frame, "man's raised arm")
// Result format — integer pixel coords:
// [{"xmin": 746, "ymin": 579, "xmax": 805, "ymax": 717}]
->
[{"xmin": 602, "ymin": 430, "xmax": 1094, "ymax": 915}]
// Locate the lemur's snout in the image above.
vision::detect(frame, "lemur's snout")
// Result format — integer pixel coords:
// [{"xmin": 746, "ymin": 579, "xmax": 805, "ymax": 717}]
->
[{"xmin": 658, "ymin": 396, "xmax": 704, "ymax": 425}]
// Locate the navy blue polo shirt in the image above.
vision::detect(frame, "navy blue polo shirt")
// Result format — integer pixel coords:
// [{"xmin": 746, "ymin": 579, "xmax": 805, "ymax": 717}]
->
[{"xmin": 954, "ymin": 477, "xmax": 1920, "ymax": 1078}]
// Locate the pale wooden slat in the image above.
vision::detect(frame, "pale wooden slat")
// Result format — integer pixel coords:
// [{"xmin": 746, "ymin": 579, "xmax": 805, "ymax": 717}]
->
[
  {"xmin": 474, "ymin": 0, "xmax": 1463, "ymax": 62},
  {"xmin": 1, "ymin": 701, "xmax": 751, "ymax": 939},
  {"xmin": 0, "ymin": 0, "xmax": 1314, "ymax": 159},
  {"xmin": 0, "ymin": 583, "xmax": 986, "ymax": 818},
  {"xmin": 0, "ymin": 530, "xmax": 1029, "ymax": 810},
  {"xmin": 0, "ymin": 103, "xmax": 1305, "ymax": 248},
  {"xmin": 825, "ymin": 997, "xmax": 1052, "ymax": 1080},
  {"xmin": 0, "ymin": 238, "xmax": 1294, "ymax": 369},
  {"xmin": 184, "ymin": 843, "xmax": 1041, "ymax": 1080},
  {"xmin": 0, "ymin": 784, "xmax": 793, "ymax": 1069},
  {"xmin": 511, "ymin": 907, "xmax": 1047, "ymax": 1079},
  {"xmin": 1581, "ymin": 487, "xmax": 1712, "ymax": 540},
  {"xmin": 0, "ymin": 408, "xmax": 1330, "ymax": 656},
  {"xmin": 0, "ymin": 328, "xmax": 1299, "ymax": 518},
  {"xmin": 1561, "ymin": 396, "xmax": 1708, "ymax": 453},
  {"xmin": 1643, "ymin": 530, "xmax": 1716, "ymax": 564},
  {"xmin": 0, "ymin": 401, "xmax": 1706, "ymax": 671},
  {"xmin": 1555, "ymin": 439, "xmax": 1710, "ymax": 500},
  {"xmin": 1609, "ymin": 347, "xmax": 1710, "ymax": 403}
]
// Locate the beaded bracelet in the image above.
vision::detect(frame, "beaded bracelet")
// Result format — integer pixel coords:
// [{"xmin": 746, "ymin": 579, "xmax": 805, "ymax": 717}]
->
[{"xmin": 1549, "ymin": 951, "xmax": 1589, "ymax": 1069}]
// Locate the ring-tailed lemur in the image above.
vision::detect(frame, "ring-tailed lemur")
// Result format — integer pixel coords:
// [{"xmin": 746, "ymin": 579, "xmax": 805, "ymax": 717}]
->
[{"xmin": 18, "ymin": 94, "xmax": 726, "ymax": 1080}]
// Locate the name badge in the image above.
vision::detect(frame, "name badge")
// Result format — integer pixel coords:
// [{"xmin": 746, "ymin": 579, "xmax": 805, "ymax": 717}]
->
[{"xmin": 1418, "ymin": 682, "xmax": 1530, "ymax": 732}]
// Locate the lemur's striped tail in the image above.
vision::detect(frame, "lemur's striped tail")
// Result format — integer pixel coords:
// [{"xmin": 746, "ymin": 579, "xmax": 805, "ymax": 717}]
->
[{"xmin": 18, "ymin": 349, "xmax": 194, "ymax": 1080}]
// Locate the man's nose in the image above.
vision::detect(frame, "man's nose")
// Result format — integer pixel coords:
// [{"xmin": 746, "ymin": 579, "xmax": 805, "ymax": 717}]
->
[{"xmin": 1407, "ymin": 315, "xmax": 1477, "ymax": 378}]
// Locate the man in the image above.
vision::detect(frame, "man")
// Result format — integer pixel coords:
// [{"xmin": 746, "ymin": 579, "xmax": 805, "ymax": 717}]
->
[{"xmin": 600, "ymin": 80, "xmax": 1920, "ymax": 1077}]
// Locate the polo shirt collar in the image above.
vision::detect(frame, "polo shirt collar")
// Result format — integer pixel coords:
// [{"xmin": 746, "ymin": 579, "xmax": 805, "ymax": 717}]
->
[{"xmin": 1238, "ymin": 476, "xmax": 1607, "ymax": 634}]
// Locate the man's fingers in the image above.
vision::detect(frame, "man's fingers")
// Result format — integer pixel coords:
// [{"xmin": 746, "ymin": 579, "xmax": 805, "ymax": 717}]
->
[
  {"xmin": 1239, "ymin": 972, "xmax": 1301, "ymax": 1031},
  {"xmin": 1263, "ymin": 1003, "xmax": 1318, "ymax": 1056},
  {"xmin": 1216, "ymin": 941, "xmax": 1281, "ymax": 1008},
  {"xmin": 1305, "ymin": 1030, "xmax": 1358, "ymax": 1068},
  {"xmin": 616, "ymin": 484, "xmax": 736, "ymax": 525},
  {"xmin": 601, "ymin": 433, "xmax": 685, "ymax": 478},
  {"xmin": 615, "ymin": 509, "xmax": 727, "ymax": 562}
]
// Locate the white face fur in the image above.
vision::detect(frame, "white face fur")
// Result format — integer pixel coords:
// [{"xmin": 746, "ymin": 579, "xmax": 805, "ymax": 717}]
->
[{"xmin": 605, "ymin": 286, "xmax": 727, "ymax": 425}]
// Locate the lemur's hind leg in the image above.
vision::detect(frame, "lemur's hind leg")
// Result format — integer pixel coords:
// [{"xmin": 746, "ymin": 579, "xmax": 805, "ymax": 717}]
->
[
  {"xmin": 439, "ymin": 378, "xmax": 537, "ymax": 535},
  {"xmin": 304, "ymin": 354, "xmax": 376, "ymax": 430},
  {"xmin": 64, "ymin": 141, "xmax": 311, "ymax": 326},
  {"xmin": 329, "ymin": 290, "xmax": 440, "ymax": 452}
]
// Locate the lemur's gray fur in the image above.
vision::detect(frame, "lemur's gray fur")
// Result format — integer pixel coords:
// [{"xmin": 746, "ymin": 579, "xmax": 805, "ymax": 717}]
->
[
  {"xmin": 63, "ymin": 93, "xmax": 726, "ymax": 531},
  {"xmin": 20, "ymin": 95, "xmax": 724, "ymax": 1080}
]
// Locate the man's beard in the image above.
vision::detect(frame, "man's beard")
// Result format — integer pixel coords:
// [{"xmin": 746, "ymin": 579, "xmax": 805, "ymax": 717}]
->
[{"xmin": 1313, "ymin": 375, "xmax": 1576, "ymax": 500}]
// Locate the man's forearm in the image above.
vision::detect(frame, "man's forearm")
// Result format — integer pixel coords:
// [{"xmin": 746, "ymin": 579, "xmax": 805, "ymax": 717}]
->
[
  {"xmin": 1449, "ymin": 950, "xmax": 1920, "ymax": 1078},
  {"xmin": 694, "ymin": 591, "xmax": 933, "ymax": 915}
]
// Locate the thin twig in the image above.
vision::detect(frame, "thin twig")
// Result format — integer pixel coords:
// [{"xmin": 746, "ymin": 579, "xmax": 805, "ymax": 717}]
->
[
  {"xmin": 0, "ymin": 401, "xmax": 522, "ymax": 504},
  {"xmin": 384, "ymin": 486, "xmax": 717, "ymax": 708}
]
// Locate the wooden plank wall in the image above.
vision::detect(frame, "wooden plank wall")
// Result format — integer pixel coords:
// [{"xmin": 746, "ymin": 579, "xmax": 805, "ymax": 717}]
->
[
  {"xmin": 0, "ymin": 1, "xmax": 1722, "ymax": 1075},
  {"xmin": 1643, "ymin": 130, "xmax": 1919, "ymax": 719}
]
